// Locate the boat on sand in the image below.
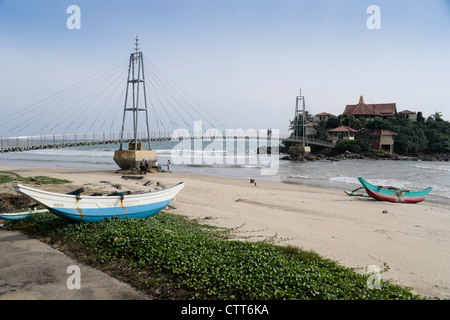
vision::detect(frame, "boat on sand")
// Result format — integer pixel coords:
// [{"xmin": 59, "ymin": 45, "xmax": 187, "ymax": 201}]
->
[
  {"xmin": 356, "ymin": 177, "xmax": 432, "ymax": 203},
  {"xmin": 12, "ymin": 182, "xmax": 185, "ymax": 222}
]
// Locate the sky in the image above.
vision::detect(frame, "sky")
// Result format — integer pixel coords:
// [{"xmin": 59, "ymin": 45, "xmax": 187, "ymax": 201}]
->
[{"xmin": 0, "ymin": 0, "xmax": 449, "ymax": 137}]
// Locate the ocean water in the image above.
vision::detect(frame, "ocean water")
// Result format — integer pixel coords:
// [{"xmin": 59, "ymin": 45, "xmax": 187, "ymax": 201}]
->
[{"xmin": 0, "ymin": 139, "xmax": 449, "ymax": 205}]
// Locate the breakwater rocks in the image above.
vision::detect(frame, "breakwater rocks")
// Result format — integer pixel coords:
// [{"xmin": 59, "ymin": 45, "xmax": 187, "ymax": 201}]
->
[
  {"xmin": 280, "ymin": 150, "xmax": 450, "ymax": 162},
  {"xmin": 256, "ymin": 145, "xmax": 449, "ymax": 162},
  {"xmin": 256, "ymin": 146, "xmax": 287, "ymax": 155}
]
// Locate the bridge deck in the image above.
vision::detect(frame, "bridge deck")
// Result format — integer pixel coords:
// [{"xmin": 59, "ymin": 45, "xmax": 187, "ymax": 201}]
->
[{"xmin": 0, "ymin": 132, "xmax": 334, "ymax": 153}]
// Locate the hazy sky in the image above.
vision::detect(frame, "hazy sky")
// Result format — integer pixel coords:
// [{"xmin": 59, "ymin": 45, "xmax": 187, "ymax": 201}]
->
[{"xmin": 0, "ymin": 0, "xmax": 449, "ymax": 136}]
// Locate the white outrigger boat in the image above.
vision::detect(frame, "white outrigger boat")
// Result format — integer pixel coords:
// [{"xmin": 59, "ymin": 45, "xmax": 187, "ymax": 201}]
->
[{"xmin": 11, "ymin": 182, "xmax": 185, "ymax": 223}]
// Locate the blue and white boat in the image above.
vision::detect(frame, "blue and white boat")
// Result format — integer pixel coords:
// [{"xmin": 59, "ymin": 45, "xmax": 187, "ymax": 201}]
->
[{"xmin": 12, "ymin": 182, "xmax": 185, "ymax": 223}]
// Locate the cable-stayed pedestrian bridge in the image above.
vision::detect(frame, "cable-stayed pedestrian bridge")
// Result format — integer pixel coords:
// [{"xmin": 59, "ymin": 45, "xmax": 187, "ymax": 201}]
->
[
  {"xmin": 0, "ymin": 131, "xmax": 333, "ymax": 153},
  {"xmin": 0, "ymin": 37, "xmax": 333, "ymax": 155}
]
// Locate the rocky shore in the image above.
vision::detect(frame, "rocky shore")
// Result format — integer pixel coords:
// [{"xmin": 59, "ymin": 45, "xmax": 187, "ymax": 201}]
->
[
  {"xmin": 282, "ymin": 151, "xmax": 450, "ymax": 162},
  {"xmin": 257, "ymin": 146, "xmax": 450, "ymax": 162}
]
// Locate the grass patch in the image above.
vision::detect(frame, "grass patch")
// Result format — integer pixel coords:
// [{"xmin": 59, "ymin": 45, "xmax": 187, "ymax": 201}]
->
[
  {"xmin": 0, "ymin": 171, "xmax": 21, "ymax": 184},
  {"xmin": 0, "ymin": 171, "xmax": 71, "ymax": 185},
  {"xmin": 4, "ymin": 212, "xmax": 423, "ymax": 300}
]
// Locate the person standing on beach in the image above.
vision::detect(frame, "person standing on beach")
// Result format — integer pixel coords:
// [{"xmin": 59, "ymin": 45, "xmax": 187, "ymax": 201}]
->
[
  {"xmin": 140, "ymin": 159, "xmax": 148, "ymax": 174},
  {"xmin": 167, "ymin": 160, "xmax": 171, "ymax": 172}
]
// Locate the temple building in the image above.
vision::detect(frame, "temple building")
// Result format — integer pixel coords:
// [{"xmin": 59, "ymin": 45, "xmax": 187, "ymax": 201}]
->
[{"xmin": 343, "ymin": 95, "xmax": 397, "ymax": 119}]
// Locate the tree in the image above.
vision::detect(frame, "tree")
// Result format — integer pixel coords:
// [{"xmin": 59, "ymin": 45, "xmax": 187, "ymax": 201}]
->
[
  {"xmin": 386, "ymin": 118, "xmax": 428, "ymax": 154},
  {"xmin": 342, "ymin": 115, "xmax": 357, "ymax": 128},
  {"xmin": 325, "ymin": 117, "xmax": 340, "ymax": 129},
  {"xmin": 365, "ymin": 117, "xmax": 387, "ymax": 130},
  {"xmin": 424, "ymin": 116, "xmax": 450, "ymax": 152},
  {"xmin": 313, "ymin": 121, "xmax": 327, "ymax": 140},
  {"xmin": 429, "ymin": 111, "xmax": 444, "ymax": 122},
  {"xmin": 334, "ymin": 139, "xmax": 368, "ymax": 154}
]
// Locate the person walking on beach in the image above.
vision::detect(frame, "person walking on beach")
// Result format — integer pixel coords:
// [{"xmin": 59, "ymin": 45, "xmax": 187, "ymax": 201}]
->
[{"xmin": 167, "ymin": 160, "xmax": 171, "ymax": 173}]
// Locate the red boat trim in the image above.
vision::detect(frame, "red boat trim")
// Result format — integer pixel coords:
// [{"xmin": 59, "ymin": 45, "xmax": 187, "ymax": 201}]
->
[{"xmin": 365, "ymin": 189, "xmax": 426, "ymax": 204}]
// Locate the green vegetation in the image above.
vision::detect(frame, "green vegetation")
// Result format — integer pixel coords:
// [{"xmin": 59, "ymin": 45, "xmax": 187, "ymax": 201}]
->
[
  {"xmin": 0, "ymin": 171, "xmax": 71, "ymax": 185},
  {"xmin": 4, "ymin": 212, "xmax": 422, "ymax": 300},
  {"xmin": 0, "ymin": 172, "xmax": 17, "ymax": 184},
  {"xmin": 312, "ymin": 112, "xmax": 450, "ymax": 155},
  {"xmin": 334, "ymin": 139, "xmax": 368, "ymax": 154}
]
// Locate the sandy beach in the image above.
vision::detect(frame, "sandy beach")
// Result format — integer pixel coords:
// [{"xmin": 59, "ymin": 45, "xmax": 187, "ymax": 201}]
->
[{"xmin": 1, "ymin": 165, "xmax": 449, "ymax": 299}]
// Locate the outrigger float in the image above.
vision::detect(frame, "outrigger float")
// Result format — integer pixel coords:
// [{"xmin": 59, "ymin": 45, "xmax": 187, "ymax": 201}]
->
[{"xmin": 0, "ymin": 209, "xmax": 48, "ymax": 221}]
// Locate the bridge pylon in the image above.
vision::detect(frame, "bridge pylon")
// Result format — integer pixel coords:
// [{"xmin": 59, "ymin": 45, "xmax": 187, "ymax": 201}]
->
[
  {"xmin": 287, "ymin": 88, "xmax": 311, "ymax": 156},
  {"xmin": 114, "ymin": 36, "xmax": 158, "ymax": 170}
]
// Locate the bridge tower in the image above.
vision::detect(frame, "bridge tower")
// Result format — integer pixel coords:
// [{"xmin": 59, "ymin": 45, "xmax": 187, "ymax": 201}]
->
[
  {"xmin": 289, "ymin": 88, "xmax": 311, "ymax": 156},
  {"xmin": 113, "ymin": 36, "xmax": 158, "ymax": 170}
]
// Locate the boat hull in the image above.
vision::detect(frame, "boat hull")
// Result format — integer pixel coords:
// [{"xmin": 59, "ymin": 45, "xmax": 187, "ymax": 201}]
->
[
  {"xmin": 46, "ymin": 199, "xmax": 172, "ymax": 222},
  {"xmin": 12, "ymin": 182, "xmax": 185, "ymax": 222},
  {"xmin": 357, "ymin": 177, "xmax": 432, "ymax": 204}
]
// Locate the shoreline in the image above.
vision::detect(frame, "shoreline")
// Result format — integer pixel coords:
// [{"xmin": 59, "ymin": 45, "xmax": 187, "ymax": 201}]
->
[{"xmin": 1, "ymin": 165, "xmax": 449, "ymax": 299}]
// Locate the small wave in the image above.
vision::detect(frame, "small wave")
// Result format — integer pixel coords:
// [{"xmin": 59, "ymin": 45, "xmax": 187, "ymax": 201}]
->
[
  {"xmin": 154, "ymin": 149, "xmax": 175, "ymax": 154},
  {"xmin": 285, "ymin": 175, "xmax": 312, "ymax": 180},
  {"xmin": 25, "ymin": 149, "xmax": 113, "ymax": 157},
  {"xmin": 329, "ymin": 176, "xmax": 360, "ymax": 185},
  {"xmin": 242, "ymin": 164, "xmax": 269, "ymax": 169},
  {"xmin": 413, "ymin": 164, "xmax": 450, "ymax": 172}
]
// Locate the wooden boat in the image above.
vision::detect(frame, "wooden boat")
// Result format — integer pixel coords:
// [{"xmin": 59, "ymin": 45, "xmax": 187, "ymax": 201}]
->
[
  {"xmin": 12, "ymin": 182, "xmax": 185, "ymax": 222},
  {"xmin": 357, "ymin": 177, "xmax": 432, "ymax": 203},
  {"xmin": 0, "ymin": 209, "xmax": 48, "ymax": 221}
]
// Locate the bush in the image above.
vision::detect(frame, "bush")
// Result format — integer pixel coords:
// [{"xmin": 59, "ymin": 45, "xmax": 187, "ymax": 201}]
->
[{"xmin": 334, "ymin": 139, "xmax": 368, "ymax": 154}]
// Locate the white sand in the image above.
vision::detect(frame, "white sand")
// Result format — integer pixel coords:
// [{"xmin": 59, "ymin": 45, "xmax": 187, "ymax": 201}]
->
[{"xmin": 1, "ymin": 165, "xmax": 449, "ymax": 299}]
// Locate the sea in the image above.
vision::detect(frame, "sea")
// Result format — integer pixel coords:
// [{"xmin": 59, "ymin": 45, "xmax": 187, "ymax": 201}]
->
[{"xmin": 0, "ymin": 139, "xmax": 449, "ymax": 205}]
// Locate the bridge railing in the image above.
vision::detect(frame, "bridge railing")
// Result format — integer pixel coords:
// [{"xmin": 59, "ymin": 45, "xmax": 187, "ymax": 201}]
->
[
  {"xmin": 285, "ymin": 135, "xmax": 336, "ymax": 148},
  {"xmin": 0, "ymin": 130, "xmax": 294, "ymax": 152}
]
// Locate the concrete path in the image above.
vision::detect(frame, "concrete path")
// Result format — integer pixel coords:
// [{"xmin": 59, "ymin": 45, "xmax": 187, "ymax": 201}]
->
[{"xmin": 0, "ymin": 229, "xmax": 149, "ymax": 300}]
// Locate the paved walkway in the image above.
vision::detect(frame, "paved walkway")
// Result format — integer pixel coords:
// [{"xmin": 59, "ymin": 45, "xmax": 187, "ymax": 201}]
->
[{"xmin": 0, "ymin": 229, "xmax": 149, "ymax": 300}]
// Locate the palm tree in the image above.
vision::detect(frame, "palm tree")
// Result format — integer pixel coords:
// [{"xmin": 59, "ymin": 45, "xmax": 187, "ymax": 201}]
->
[
  {"xmin": 431, "ymin": 111, "xmax": 444, "ymax": 122},
  {"xmin": 289, "ymin": 111, "xmax": 314, "ymax": 137}
]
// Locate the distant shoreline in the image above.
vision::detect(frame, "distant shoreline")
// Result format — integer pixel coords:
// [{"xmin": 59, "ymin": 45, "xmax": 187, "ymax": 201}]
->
[
  {"xmin": 256, "ymin": 145, "xmax": 450, "ymax": 162},
  {"xmin": 281, "ymin": 151, "xmax": 450, "ymax": 162}
]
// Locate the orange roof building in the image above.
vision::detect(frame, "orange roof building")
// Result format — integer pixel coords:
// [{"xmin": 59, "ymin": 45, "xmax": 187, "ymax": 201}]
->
[
  {"xmin": 343, "ymin": 95, "xmax": 397, "ymax": 119},
  {"xmin": 373, "ymin": 130, "xmax": 398, "ymax": 153},
  {"xmin": 315, "ymin": 112, "xmax": 337, "ymax": 122},
  {"xmin": 327, "ymin": 125, "xmax": 359, "ymax": 143}
]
